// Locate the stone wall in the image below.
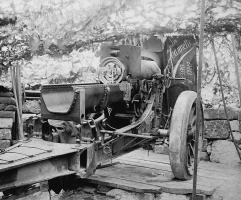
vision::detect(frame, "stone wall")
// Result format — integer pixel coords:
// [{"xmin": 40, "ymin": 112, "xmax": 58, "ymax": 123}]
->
[
  {"xmin": 203, "ymin": 106, "xmax": 241, "ymax": 164},
  {"xmin": 0, "ymin": 89, "xmax": 16, "ymax": 150}
]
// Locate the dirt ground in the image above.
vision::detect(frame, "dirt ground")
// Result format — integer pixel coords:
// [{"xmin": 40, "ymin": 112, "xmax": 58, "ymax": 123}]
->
[{"xmin": 212, "ymin": 164, "xmax": 241, "ymax": 200}]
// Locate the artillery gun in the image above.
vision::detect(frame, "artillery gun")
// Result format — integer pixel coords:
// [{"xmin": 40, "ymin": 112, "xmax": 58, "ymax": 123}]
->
[
  {"xmin": 41, "ymin": 35, "xmax": 203, "ymax": 180},
  {"xmin": 0, "ymin": 35, "xmax": 203, "ymax": 194}
]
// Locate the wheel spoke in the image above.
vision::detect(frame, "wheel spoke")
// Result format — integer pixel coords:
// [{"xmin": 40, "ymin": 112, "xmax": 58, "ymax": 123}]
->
[
  {"xmin": 191, "ymin": 126, "xmax": 196, "ymax": 135},
  {"xmin": 187, "ymin": 146, "xmax": 192, "ymax": 166},
  {"xmin": 191, "ymin": 115, "xmax": 197, "ymax": 126},
  {"xmin": 188, "ymin": 107, "xmax": 197, "ymax": 136},
  {"xmin": 188, "ymin": 143, "xmax": 195, "ymax": 156},
  {"xmin": 187, "ymin": 143, "xmax": 194, "ymax": 168}
]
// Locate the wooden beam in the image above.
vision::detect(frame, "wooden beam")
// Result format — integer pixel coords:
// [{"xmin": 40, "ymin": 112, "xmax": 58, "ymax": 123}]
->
[
  {"xmin": 16, "ymin": 65, "xmax": 24, "ymax": 140},
  {"xmin": 0, "ymin": 156, "xmax": 76, "ymax": 191},
  {"xmin": 192, "ymin": 0, "xmax": 205, "ymax": 199}
]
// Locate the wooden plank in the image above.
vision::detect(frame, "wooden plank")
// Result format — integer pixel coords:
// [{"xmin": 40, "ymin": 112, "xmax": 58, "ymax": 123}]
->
[
  {"xmin": 121, "ymin": 150, "xmax": 241, "ymax": 176},
  {"xmin": 86, "ymin": 174, "xmax": 162, "ymax": 193},
  {"xmin": 95, "ymin": 163, "xmax": 174, "ymax": 182},
  {"xmin": 89, "ymin": 169, "xmax": 215, "ymax": 195},
  {"xmin": 84, "ymin": 149, "xmax": 230, "ymax": 195},
  {"xmin": 128, "ymin": 149, "xmax": 235, "ymax": 179},
  {"xmin": 92, "ymin": 162, "xmax": 217, "ymax": 195},
  {"xmin": 116, "ymin": 157, "xmax": 172, "ymax": 172},
  {"xmin": 121, "ymin": 149, "xmax": 170, "ymax": 164},
  {"xmin": 116, "ymin": 157, "xmax": 233, "ymax": 182},
  {"xmin": 0, "ymin": 138, "xmax": 91, "ymax": 172},
  {"xmin": 0, "ymin": 118, "xmax": 13, "ymax": 128}
]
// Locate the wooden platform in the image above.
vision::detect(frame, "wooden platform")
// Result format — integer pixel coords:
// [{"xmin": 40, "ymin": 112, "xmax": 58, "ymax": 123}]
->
[
  {"xmin": 85, "ymin": 149, "xmax": 241, "ymax": 196},
  {"xmin": 0, "ymin": 138, "xmax": 91, "ymax": 171},
  {"xmin": 0, "ymin": 138, "xmax": 92, "ymax": 191}
]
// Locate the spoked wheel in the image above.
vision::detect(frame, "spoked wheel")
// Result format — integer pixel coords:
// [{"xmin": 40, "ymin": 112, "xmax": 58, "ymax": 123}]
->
[{"xmin": 169, "ymin": 91, "xmax": 203, "ymax": 180}]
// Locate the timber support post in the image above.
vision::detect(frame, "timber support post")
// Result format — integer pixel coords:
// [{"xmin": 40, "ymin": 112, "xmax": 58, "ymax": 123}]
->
[{"xmin": 192, "ymin": 0, "xmax": 205, "ymax": 199}]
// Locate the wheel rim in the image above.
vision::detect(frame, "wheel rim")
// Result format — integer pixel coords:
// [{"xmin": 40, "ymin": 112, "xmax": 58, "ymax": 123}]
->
[{"xmin": 169, "ymin": 90, "xmax": 203, "ymax": 180}]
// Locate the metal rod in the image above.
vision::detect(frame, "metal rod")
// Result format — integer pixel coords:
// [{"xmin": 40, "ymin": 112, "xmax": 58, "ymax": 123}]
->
[
  {"xmin": 192, "ymin": 0, "xmax": 205, "ymax": 199},
  {"xmin": 127, "ymin": 138, "xmax": 149, "ymax": 150},
  {"xmin": 101, "ymin": 130, "xmax": 157, "ymax": 139},
  {"xmin": 211, "ymin": 38, "xmax": 241, "ymax": 160},
  {"xmin": 231, "ymin": 34, "xmax": 241, "ymax": 107},
  {"xmin": 121, "ymin": 137, "xmax": 138, "ymax": 150}
]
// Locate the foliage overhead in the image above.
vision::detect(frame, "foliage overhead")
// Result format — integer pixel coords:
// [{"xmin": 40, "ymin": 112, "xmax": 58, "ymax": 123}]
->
[
  {"xmin": 0, "ymin": 0, "xmax": 241, "ymax": 56},
  {"xmin": 0, "ymin": 24, "xmax": 31, "ymax": 75},
  {"xmin": 0, "ymin": 0, "xmax": 241, "ymax": 107}
]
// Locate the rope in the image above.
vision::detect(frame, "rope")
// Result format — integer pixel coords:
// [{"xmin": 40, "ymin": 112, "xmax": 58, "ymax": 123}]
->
[
  {"xmin": 231, "ymin": 34, "xmax": 241, "ymax": 108},
  {"xmin": 211, "ymin": 38, "xmax": 241, "ymax": 160}
]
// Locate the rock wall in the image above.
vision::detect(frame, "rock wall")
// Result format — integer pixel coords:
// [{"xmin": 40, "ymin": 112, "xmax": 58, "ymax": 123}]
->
[
  {"xmin": 203, "ymin": 106, "xmax": 241, "ymax": 164},
  {"xmin": 0, "ymin": 88, "xmax": 17, "ymax": 150}
]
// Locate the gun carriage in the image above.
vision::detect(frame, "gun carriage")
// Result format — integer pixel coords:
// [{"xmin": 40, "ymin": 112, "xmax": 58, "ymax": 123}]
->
[
  {"xmin": 41, "ymin": 35, "xmax": 203, "ymax": 178},
  {"xmin": 0, "ymin": 35, "xmax": 203, "ymax": 194}
]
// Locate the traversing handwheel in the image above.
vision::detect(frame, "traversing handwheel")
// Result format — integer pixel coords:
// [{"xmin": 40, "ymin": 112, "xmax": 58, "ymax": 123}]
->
[{"xmin": 169, "ymin": 90, "xmax": 203, "ymax": 180}]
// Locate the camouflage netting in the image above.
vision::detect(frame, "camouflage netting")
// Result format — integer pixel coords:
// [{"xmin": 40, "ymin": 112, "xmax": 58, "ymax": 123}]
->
[{"xmin": 0, "ymin": 0, "xmax": 241, "ymax": 106}]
